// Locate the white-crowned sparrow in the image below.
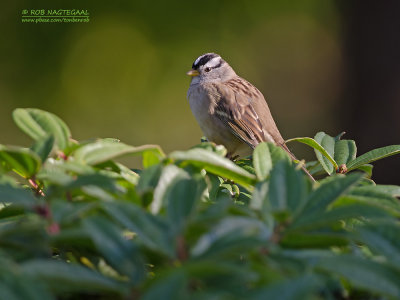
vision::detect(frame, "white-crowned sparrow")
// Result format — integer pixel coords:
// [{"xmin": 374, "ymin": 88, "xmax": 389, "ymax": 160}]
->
[{"xmin": 187, "ymin": 53, "xmax": 314, "ymax": 180}]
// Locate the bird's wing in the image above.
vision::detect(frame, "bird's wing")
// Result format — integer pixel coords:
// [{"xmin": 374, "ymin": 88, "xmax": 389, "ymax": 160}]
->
[{"xmin": 213, "ymin": 79, "xmax": 282, "ymax": 148}]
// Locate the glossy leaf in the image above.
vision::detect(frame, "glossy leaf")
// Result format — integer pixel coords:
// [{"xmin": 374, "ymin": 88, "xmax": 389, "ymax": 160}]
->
[
  {"xmin": 316, "ymin": 255, "xmax": 400, "ymax": 298},
  {"xmin": 347, "ymin": 145, "xmax": 400, "ymax": 171},
  {"xmin": 288, "ymin": 203, "xmax": 388, "ymax": 232},
  {"xmin": 0, "ymin": 183, "xmax": 36, "ymax": 207},
  {"xmin": 103, "ymin": 202, "xmax": 175, "ymax": 257},
  {"xmin": 314, "ymin": 132, "xmax": 336, "ymax": 174},
  {"xmin": 338, "ymin": 185, "xmax": 400, "ymax": 217},
  {"xmin": 334, "ymin": 139, "xmax": 357, "ymax": 166},
  {"xmin": 74, "ymin": 139, "xmax": 165, "ymax": 165},
  {"xmin": 286, "ymin": 136, "xmax": 337, "ymax": 174},
  {"xmin": 191, "ymin": 217, "xmax": 270, "ymax": 258},
  {"xmin": 169, "ymin": 148, "xmax": 256, "ymax": 190},
  {"xmin": 253, "ymin": 142, "xmax": 272, "ymax": 180},
  {"xmin": 12, "ymin": 108, "xmax": 71, "ymax": 150},
  {"xmin": 30, "ymin": 135, "xmax": 55, "ymax": 162},
  {"xmin": 292, "ymin": 173, "xmax": 364, "ymax": 227},
  {"xmin": 356, "ymin": 221, "xmax": 400, "ymax": 268},
  {"xmin": 165, "ymin": 176, "xmax": 206, "ymax": 234},
  {"xmin": 151, "ymin": 164, "xmax": 189, "ymax": 214},
  {"xmin": 267, "ymin": 160, "xmax": 307, "ymax": 215},
  {"xmin": 83, "ymin": 216, "xmax": 145, "ymax": 282},
  {"xmin": 0, "ymin": 145, "xmax": 41, "ymax": 178}
]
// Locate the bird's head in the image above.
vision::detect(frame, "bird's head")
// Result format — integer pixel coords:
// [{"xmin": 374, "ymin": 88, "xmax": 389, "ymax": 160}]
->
[{"xmin": 187, "ymin": 53, "xmax": 236, "ymax": 84}]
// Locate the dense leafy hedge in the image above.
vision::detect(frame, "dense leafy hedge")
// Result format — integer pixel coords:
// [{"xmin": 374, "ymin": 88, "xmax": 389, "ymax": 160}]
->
[{"xmin": 1, "ymin": 108, "xmax": 400, "ymax": 299}]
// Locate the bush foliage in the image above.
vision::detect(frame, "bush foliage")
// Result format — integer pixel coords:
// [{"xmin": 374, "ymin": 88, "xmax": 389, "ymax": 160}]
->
[{"xmin": 1, "ymin": 108, "xmax": 400, "ymax": 299}]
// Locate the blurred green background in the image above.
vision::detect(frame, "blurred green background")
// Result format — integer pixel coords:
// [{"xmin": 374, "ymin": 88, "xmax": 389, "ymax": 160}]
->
[{"xmin": 1, "ymin": 1, "xmax": 400, "ymax": 183}]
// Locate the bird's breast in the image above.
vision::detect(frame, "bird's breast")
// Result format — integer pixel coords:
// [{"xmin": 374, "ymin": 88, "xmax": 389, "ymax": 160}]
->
[{"xmin": 187, "ymin": 85, "xmax": 216, "ymax": 134}]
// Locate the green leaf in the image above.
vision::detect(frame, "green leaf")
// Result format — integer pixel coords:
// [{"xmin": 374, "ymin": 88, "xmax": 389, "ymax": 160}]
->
[
  {"xmin": 253, "ymin": 142, "xmax": 272, "ymax": 180},
  {"xmin": 0, "ymin": 145, "xmax": 41, "ymax": 178},
  {"xmin": 165, "ymin": 176, "xmax": 206, "ymax": 234},
  {"xmin": 136, "ymin": 163, "xmax": 163, "ymax": 195},
  {"xmin": 205, "ymin": 173, "xmax": 223, "ymax": 202},
  {"xmin": 280, "ymin": 232, "xmax": 348, "ymax": 248},
  {"xmin": 191, "ymin": 142, "xmax": 227, "ymax": 157},
  {"xmin": 66, "ymin": 173, "xmax": 124, "ymax": 194},
  {"xmin": 169, "ymin": 148, "xmax": 256, "ymax": 190},
  {"xmin": 12, "ymin": 108, "xmax": 71, "ymax": 150},
  {"xmin": 292, "ymin": 173, "xmax": 364, "ymax": 226},
  {"xmin": 0, "ymin": 275, "xmax": 54, "ymax": 300},
  {"xmin": 103, "ymin": 202, "xmax": 175, "ymax": 258},
  {"xmin": 267, "ymin": 143, "xmax": 291, "ymax": 164},
  {"xmin": 356, "ymin": 221, "xmax": 400, "ymax": 269},
  {"xmin": 151, "ymin": 165, "xmax": 190, "ymax": 214},
  {"xmin": 316, "ymin": 255, "xmax": 400, "ymax": 298},
  {"xmin": 191, "ymin": 217, "xmax": 270, "ymax": 258},
  {"xmin": 83, "ymin": 216, "xmax": 145, "ymax": 282},
  {"xmin": 339, "ymin": 185, "xmax": 400, "ymax": 217},
  {"xmin": 250, "ymin": 274, "xmax": 321, "ymax": 300},
  {"xmin": 74, "ymin": 139, "xmax": 165, "ymax": 165},
  {"xmin": 355, "ymin": 163, "xmax": 373, "ymax": 177},
  {"xmin": 288, "ymin": 203, "xmax": 388, "ymax": 231},
  {"xmin": 31, "ymin": 135, "xmax": 55, "ymax": 162},
  {"xmin": 334, "ymin": 139, "xmax": 357, "ymax": 166},
  {"xmin": 0, "ymin": 183, "xmax": 36, "ymax": 208},
  {"xmin": 347, "ymin": 145, "xmax": 400, "ymax": 171},
  {"xmin": 314, "ymin": 132, "xmax": 336, "ymax": 174},
  {"xmin": 250, "ymin": 181, "xmax": 275, "ymax": 227},
  {"xmin": 21, "ymin": 259, "xmax": 127, "ymax": 295},
  {"xmin": 142, "ymin": 151, "xmax": 162, "ymax": 168},
  {"xmin": 372, "ymin": 184, "xmax": 400, "ymax": 197},
  {"xmin": 286, "ymin": 136, "xmax": 337, "ymax": 174},
  {"xmin": 141, "ymin": 270, "xmax": 187, "ymax": 300},
  {"xmin": 267, "ymin": 160, "xmax": 307, "ymax": 216},
  {"xmin": 115, "ymin": 162, "xmax": 139, "ymax": 185}
]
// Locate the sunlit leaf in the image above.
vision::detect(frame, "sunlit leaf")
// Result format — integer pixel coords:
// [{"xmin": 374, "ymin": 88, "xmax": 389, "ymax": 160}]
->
[
  {"xmin": 267, "ymin": 160, "xmax": 307, "ymax": 216},
  {"xmin": 103, "ymin": 202, "xmax": 175, "ymax": 258},
  {"xmin": 0, "ymin": 145, "xmax": 41, "ymax": 178},
  {"xmin": 191, "ymin": 217, "xmax": 270, "ymax": 258},
  {"xmin": 12, "ymin": 108, "xmax": 71, "ymax": 150},
  {"xmin": 165, "ymin": 176, "xmax": 206, "ymax": 234},
  {"xmin": 74, "ymin": 139, "xmax": 165, "ymax": 165},
  {"xmin": 292, "ymin": 173, "xmax": 364, "ymax": 226},
  {"xmin": 170, "ymin": 148, "xmax": 256, "ymax": 190},
  {"xmin": 253, "ymin": 142, "xmax": 272, "ymax": 180},
  {"xmin": 334, "ymin": 139, "xmax": 357, "ymax": 166},
  {"xmin": 347, "ymin": 145, "xmax": 400, "ymax": 171},
  {"xmin": 286, "ymin": 136, "xmax": 337, "ymax": 174},
  {"xmin": 30, "ymin": 135, "xmax": 55, "ymax": 162},
  {"xmin": 83, "ymin": 216, "xmax": 145, "ymax": 282}
]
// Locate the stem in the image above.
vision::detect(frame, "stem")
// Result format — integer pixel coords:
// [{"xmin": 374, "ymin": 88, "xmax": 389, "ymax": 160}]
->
[
  {"xmin": 176, "ymin": 236, "xmax": 188, "ymax": 262},
  {"xmin": 28, "ymin": 177, "xmax": 45, "ymax": 196}
]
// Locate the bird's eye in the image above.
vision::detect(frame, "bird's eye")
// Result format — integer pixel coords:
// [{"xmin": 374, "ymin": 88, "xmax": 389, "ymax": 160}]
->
[{"xmin": 204, "ymin": 67, "xmax": 211, "ymax": 72}]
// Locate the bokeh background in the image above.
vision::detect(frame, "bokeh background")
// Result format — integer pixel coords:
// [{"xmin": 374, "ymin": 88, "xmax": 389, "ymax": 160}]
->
[{"xmin": 1, "ymin": 0, "xmax": 399, "ymax": 183}]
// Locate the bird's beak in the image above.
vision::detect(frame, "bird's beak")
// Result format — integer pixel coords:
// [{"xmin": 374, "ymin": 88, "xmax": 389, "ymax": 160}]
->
[{"xmin": 186, "ymin": 69, "xmax": 200, "ymax": 77}]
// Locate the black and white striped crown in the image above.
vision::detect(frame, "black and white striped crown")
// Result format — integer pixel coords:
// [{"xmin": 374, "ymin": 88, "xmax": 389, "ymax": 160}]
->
[{"xmin": 192, "ymin": 53, "xmax": 225, "ymax": 70}]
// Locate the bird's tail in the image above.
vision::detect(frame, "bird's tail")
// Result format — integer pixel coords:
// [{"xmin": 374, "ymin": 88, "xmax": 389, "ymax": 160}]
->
[{"xmin": 280, "ymin": 143, "xmax": 316, "ymax": 182}]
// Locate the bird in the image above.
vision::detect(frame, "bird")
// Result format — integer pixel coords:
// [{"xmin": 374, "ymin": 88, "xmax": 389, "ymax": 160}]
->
[{"xmin": 186, "ymin": 52, "xmax": 315, "ymax": 181}]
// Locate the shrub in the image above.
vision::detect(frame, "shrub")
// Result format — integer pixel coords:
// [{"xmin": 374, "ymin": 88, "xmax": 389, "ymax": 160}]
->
[{"xmin": 1, "ymin": 108, "xmax": 400, "ymax": 299}]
